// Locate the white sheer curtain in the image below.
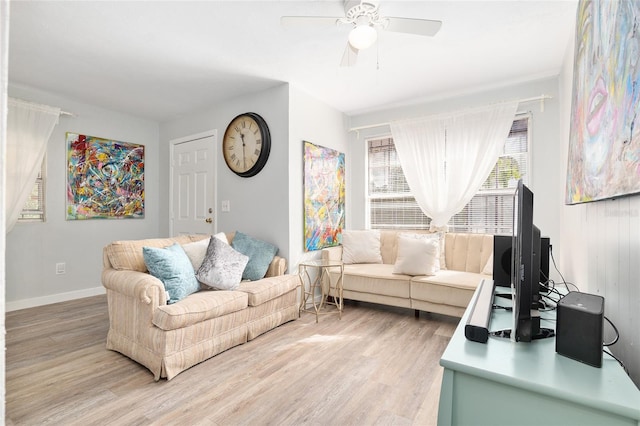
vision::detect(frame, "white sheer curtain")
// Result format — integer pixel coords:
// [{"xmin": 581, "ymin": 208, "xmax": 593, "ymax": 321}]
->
[
  {"xmin": 390, "ymin": 101, "xmax": 519, "ymax": 230},
  {"xmin": 6, "ymin": 97, "xmax": 60, "ymax": 232}
]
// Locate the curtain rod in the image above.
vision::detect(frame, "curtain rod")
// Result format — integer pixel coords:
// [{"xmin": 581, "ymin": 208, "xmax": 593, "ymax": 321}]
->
[
  {"xmin": 9, "ymin": 97, "xmax": 76, "ymax": 117},
  {"xmin": 348, "ymin": 94, "xmax": 553, "ymax": 133}
]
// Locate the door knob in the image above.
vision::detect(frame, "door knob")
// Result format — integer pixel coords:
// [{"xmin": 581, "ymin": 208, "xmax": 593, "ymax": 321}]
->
[{"xmin": 205, "ymin": 218, "xmax": 213, "ymax": 224}]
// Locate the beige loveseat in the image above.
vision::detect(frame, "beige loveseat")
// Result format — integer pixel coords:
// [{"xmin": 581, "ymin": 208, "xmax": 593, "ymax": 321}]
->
[
  {"xmin": 321, "ymin": 231, "xmax": 493, "ymax": 318},
  {"xmin": 102, "ymin": 234, "xmax": 299, "ymax": 380}
]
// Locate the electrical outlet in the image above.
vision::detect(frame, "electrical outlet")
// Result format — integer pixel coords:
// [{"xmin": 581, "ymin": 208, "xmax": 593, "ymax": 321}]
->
[{"xmin": 56, "ymin": 262, "xmax": 66, "ymax": 274}]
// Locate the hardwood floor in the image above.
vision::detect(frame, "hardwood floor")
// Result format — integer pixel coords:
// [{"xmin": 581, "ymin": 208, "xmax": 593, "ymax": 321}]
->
[{"xmin": 5, "ymin": 295, "xmax": 459, "ymax": 425}]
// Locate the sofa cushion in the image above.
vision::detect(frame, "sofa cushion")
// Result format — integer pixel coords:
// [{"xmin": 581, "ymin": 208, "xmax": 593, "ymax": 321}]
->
[
  {"xmin": 238, "ymin": 274, "xmax": 300, "ymax": 306},
  {"xmin": 182, "ymin": 237, "xmax": 211, "ymax": 271},
  {"xmin": 444, "ymin": 233, "xmax": 493, "ymax": 273},
  {"xmin": 106, "ymin": 235, "xmax": 207, "ymax": 272},
  {"xmin": 342, "ymin": 230, "xmax": 383, "ymax": 264},
  {"xmin": 152, "ymin": 290, "xmax": 249, "ymax": 331},
  {"xmin": 231, "ymin": 231, "xmax": 278, "ymax": 281},
  {"xmin": 482, "ymin": 253, "xmax": 493, "ymax": 275},
  {"xmin": 393, "ymin": 234, "xmax": 439, "ymax": 276},
  {"xmin": 337, "ymin": 264, "xmax": 411, "ymax": 298},
  {"xmin": 197, "ymin": 237, "xmax": 249, "ymax": 290},
  {"xmin": 182, "ymin": 232, "xmax": 232, "ymax": 272},
  {"xmin": 380, "ymin": 230, "xmax": 445, "ymax": 269},
  {"xmin": 411, "ymin": 270, "xmax": 489, "ymax": 307},
  {"xmin": 143, "ymin": 243, "xmax": 200, "ymax": 304}
]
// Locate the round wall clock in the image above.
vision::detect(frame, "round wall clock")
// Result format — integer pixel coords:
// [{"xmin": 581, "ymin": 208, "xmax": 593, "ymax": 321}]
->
[{"xmin": 222, "ymin": 112, "xmax": 271, "ymax": 177}]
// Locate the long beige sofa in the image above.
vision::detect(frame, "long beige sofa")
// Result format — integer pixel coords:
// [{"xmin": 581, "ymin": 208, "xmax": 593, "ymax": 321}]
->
[
  {"xmin": 321, "ymin": 230, "xmax": 493, "ymax": 317},
  {"xmin": 102, "ymin": 234, "xmax": 299, "ymax": 380}
]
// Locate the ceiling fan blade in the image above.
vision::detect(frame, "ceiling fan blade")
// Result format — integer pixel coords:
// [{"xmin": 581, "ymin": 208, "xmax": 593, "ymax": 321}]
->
[
  {"xmin": 384, "ymin": 17, "xmax": 442, "ymax": 37},
  {"xmin": 340, "ymin": 43, "xmax": 358, "ymax": 67},
  {"xmin": 280, "ymin": 16, "xmax": 342, "ymax": 28}
]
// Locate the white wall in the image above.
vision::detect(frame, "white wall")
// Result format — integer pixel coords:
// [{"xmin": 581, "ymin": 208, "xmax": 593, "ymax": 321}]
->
[
  {"xmin": 5, "ymin": 81, "xmax": 349, "ymax": 309},
  {"xmin": 288, "ymin": 85, "xmax": 350, "ymax": 272},
  {"xmin": 159, "ymin": 84, "xmax": 292, "ymax": 263},
  {"xmin": 347, "ymin": 77, "xmax": 564, "ymax": 265},
  {"xmin": 159, "ymin": 83, "xmax": 349, "ymax": 275},
  {"xmin": 5, "ymin": 84, "xmax": 160, "ymax": 310},
  {"xmin": 559, "ymin": 21, "xmax": 640, "ymax": 387}
]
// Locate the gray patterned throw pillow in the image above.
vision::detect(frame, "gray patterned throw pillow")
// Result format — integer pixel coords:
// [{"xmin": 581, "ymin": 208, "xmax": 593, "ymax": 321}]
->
[{"xmin": 196, "ymin": 237, "xmax": 249, "ymax": 290}]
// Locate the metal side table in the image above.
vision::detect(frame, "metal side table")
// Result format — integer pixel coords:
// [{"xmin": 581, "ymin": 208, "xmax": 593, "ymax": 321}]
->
[{"xmin": 298, "ymin": 259, "xmax": 344, "ymax": 323}]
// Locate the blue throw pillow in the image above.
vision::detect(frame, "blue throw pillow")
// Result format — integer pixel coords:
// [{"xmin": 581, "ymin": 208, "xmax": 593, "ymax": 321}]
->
[
  {"xmin": 143, "ymin": 243, "xmax": 200, "ymax": 304},
  {"xmin": 231, "ymin": 231, "xmax": 278, "ymax": 281}
]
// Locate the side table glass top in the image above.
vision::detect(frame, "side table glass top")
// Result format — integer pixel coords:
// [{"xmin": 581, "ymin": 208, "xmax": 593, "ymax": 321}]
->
[{"xmin": 299, "ymin": 259, "xmax": 344, "ymax": 268}]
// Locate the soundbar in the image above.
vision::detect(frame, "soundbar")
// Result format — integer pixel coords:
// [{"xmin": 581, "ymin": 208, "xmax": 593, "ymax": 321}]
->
[{"xmin": 465, "ymin": 279, "xmax": 496, "ymax": 343}]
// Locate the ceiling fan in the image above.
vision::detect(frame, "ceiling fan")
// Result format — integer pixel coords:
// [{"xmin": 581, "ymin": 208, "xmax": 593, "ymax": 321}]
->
[{"xmin": 281, "ymin": 0, "xmax": 442, "ymax": 67}]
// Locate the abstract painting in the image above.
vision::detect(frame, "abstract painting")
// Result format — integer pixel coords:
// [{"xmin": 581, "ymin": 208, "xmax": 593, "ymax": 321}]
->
[
  {"xmin": 566, "ymin": 0, "xmax": 640, "ymax": 204},
  {"xmin": 66, "ymin": 132, "xmax": 145, "ymax": 219},
  {"xmin": 304, "ymin": 141, "xmax": 345, "ymax": 251}
]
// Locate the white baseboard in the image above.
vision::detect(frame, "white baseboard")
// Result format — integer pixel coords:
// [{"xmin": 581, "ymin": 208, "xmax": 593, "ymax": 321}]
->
[{"xmin": 6, "ymin": 286, "xmax": 106, "ymax": 312}]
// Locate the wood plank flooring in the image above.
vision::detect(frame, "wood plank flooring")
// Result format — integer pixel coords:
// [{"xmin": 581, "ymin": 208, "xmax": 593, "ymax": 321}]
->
[{"xmin": 5, "ymin": 295, "xmax": 459, "ymax": 425}]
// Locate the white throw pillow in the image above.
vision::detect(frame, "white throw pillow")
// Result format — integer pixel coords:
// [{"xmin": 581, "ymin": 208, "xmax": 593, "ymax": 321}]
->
[
  {"xmin": 399, "ymin": 232, "xmax": 444, "ymax": 271},
  {"xmin": 182, "ymin": 237, "xmax": 211, "ymax": 271},
  {"xmin": 213, "ymin": 232, "xmax": 229, "ymax": 244},
  {"xmin": 341, "ymin": 230, "xmax": 383, "ymax": 264},
  {"xmin": 482, "ymin": 253, "xmax": 493, "ymax": 275},
  {"xmin": 393, "ymin": 235, "xmax": 439, "ymax": 276},
  {"xmin": 182, "ymin": 233, "xmax": 229, "ymax": 272}
]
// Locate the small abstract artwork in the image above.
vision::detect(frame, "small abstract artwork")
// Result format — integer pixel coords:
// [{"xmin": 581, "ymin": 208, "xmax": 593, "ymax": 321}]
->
[
  {"xmin": 66, "ymin": 132, "xmax": 145, "ymax": 219},
  {"xmin": 304, "ymin": 141, "xmax": 345, "ymax": 251},
  {"xmin": 566, "ymin": 0, "xmax": 640, "ymax": 204}
]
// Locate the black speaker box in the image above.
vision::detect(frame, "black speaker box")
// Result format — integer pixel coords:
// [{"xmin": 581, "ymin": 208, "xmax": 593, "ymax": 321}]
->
[
  {"xmin": 493, "ymin": 235, "xmax": 551, "ymax": 288},
  {"xmin": 555, "ymin": 291, "xmax": 604, "ymax": 368},
  {"xmin": 493, "ymin": 235, "xmax": 512, "ymax": 287}
]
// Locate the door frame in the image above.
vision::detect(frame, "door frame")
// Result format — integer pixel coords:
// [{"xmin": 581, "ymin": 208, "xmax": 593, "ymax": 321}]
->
[{"xmin": 169, "ymin": 129, "xmax": 217, "ymax": 236}]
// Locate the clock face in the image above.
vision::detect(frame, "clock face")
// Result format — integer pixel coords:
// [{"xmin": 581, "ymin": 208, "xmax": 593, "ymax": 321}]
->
[{"xmin": 223, "ymin": 113, "xmax": 271, "ymax": 177}]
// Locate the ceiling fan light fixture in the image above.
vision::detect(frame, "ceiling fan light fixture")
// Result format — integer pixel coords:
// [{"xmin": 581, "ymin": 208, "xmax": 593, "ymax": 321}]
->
[{"xmin": 348, "ymin": 24, "xmax": 377, "ymax": 50}]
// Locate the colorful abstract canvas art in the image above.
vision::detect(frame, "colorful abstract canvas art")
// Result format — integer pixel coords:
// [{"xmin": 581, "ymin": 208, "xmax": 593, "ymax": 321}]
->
[
  {"xmin": 566, "ymin": 0, "xmax": 640, "ymax": 204},
  {"xmin": 66, "ymin": 132, "xmax": 145, "ymax": 219},
  {"xmin": 304, "ymin": 141, "xmax": 345, "ymax": 251}
]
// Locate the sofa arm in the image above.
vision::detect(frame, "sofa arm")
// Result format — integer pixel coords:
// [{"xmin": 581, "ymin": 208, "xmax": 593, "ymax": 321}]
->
[
  {"xmin": 264, "ymin": 255, "xmax": 287, "ymax": 277},
  {"xmin": 102, "ymin": 268, "xmax": 167, "ymax": 306},
  {"xmin": 321, "ymin": 246, "xmax": 343, "ymax": 262}
]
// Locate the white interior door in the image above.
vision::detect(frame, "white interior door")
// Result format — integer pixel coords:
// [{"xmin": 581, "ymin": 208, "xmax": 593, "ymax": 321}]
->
[{"xmin": 170, "ymin": 131, "xmax": 216, "ymax": 236}]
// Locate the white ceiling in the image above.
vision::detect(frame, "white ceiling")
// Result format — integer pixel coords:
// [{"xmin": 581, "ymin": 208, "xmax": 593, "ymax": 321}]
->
[{"xmin": 8, "ymin": 0, "xmax": 578, "ymax": 122}]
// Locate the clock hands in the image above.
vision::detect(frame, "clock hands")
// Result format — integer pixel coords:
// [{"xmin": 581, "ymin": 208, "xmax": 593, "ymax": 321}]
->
[{"xmin": 239, "ymin": 131, "xmax": 248, "ymax": 170}]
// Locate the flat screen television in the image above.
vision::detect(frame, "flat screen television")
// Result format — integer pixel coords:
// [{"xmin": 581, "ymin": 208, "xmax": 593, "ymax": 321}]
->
[
  {"xmin": 511, "ymin": 180, "xmax": 535, "ymax": 341},
  {"xmin": 510, "ymin": 180, "xmax": 553, "ymax": 342}
]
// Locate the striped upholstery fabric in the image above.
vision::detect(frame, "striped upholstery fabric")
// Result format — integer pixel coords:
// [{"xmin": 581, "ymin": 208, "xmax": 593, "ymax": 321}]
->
[
  {"xmin": 238, "ymin": 275, "xmax": 299, "ymax": 306},
  {"xmin": 153, "ymin": 290, "xmax": 249, "ymax": 331},
  {"xmin": 102, "ymin": 234, "xmax": 298, "ymax": 381},
  {"xmin": 245, "ymin": 289, "xmax": 298, "ymax": 340},
  {"xmin": 105, "ymin": 235, "xmax": 208, "ymax": 272}
]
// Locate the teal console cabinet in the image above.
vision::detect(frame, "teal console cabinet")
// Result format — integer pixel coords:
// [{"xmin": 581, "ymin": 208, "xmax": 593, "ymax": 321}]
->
[{"xmin": 438, "ymin": 280, "xmax": 640, "ymax": 426}]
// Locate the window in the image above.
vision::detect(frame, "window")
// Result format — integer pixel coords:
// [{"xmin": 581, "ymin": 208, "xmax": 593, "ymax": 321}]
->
[
  {"xmin": 367, "ymin": 115, "xmax": 530, "ymax": 234},
  {"xmin": 19, "ymin": 157, "xmax": 46, "ymax": 222}
]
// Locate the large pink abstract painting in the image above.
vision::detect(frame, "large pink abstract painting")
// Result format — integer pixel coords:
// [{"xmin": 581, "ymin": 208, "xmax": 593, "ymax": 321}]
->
[
  {"xmin": 66, "ymin": 132, "xmax": 145, "ymax": 219},
  {"xmin": 566, "ymin": 0, "xmax": 640, "ymax": 204}
]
